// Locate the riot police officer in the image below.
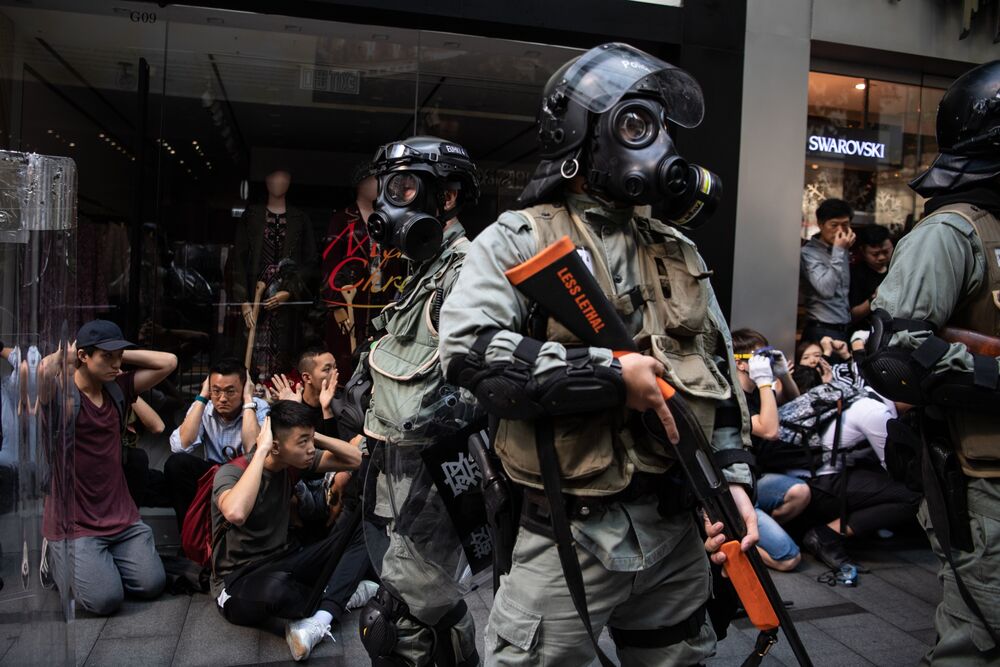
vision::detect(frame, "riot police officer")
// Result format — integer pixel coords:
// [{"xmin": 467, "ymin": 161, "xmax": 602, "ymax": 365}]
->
[
  {"xmin": 357, "ymin": 136, "xmax": 483, "ymax": 667},
  {"xmin": 438, "ymin": 43, "xmax": 758, "ymax": 666},
  {"xmin": 861, "ymin": 60, "xmax": 1000, "ymax": 666}
]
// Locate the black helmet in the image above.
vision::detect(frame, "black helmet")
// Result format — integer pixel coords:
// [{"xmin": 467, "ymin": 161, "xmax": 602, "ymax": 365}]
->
[
  {"xmin": 367, "ymin": 136, "xmax": 480, "ymax": 261},
  {"xmin": 910, "ymin": 59, "xmax": 1000, "ymax": 197}
]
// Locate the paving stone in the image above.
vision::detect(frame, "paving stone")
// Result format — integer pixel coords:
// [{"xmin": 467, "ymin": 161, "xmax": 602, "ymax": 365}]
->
[
  {"xmin": 895, "ymin": 548, "xmax": 941, "ymax": 574},
  {"xmin": 713, "ymin": 627, "xmax": 756, "ymax": 658},
  {"xmin": 749, "ymin": 620, "xmax": 872, "ymax": 667},
  {"xmin": 811, "ymin": 613, "xmax": 921, "ymax": 663},
  {"xmin": 1, "ymin": 618, "xmax": 75, "ymax": 665},
  {"xmin": 907, "ymin": 627, "xmax": 937, "ymax": 646},
  {"xmin": 825, "ymin": 572, "xmax": 937, "ymax": 632},
  {"xmin": 84, "ymin": 636, "xmax": 177, "ymax": 667},
  {"xmin": 873, "ymin": 566, "xmax": 942, "ymax": 606},
  {"xmin": 100, "ymin": 596, "xmax": 190, "ymax": 639},
  {"xmin": 769, "ymin": 570, "xmax": 850, "ymax": 610},
  {"xmin": 863, "ymin": 644, "xmax": 931, "ymax": 667},
  {"xmin": 172, "ymin": 597, "xmax": 258, "ymax": 667},
  {"xmin": 70, "ymin": 616, "xmax": 108, "ymax": 666}
]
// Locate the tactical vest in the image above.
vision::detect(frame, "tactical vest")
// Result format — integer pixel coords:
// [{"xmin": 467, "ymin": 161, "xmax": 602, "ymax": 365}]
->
[
  {"xmin": 364, "ymin": 232, "xmax": 470, "ymax": 446},
  {"xmin": 933, "ymin": 204, "xmax": 1000, "ymax": 478},
  {"xmin": 493, "ymin": 202, "xmax": 746, "ymax": 496}
]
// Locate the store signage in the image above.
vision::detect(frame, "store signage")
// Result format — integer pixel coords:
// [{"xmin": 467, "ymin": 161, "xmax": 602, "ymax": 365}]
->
[
  {"xmin": 806, "ymin": 125, "xmax": 903, "ymax": 166},
  {"xmin": 300, "ymin": 66, "xmax": 360, "ymax": 95},
  {"xmin": 322, "ymin": 219, "xmax": 407, "ymax": 308},
  {"xmin": 807, "ymin": 135, "xmax": 886, "ymax": 159}
]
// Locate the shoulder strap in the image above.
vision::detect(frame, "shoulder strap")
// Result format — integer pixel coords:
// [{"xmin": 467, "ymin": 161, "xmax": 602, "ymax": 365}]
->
[
  {"xmin": 104, "ymin": 381, "xmax": 127, "ymax": 432},
  {"xmin": 534, "ymin": 419, "xmax": 616, "ymax": 667}
]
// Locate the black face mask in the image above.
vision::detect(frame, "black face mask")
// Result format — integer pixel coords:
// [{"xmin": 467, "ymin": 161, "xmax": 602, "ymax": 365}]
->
[
  {"xmin": 587, "ymin": 97, "xmax": 722, "ymax": 228},
  {"xmin": 367, "ymin": 170, "xmax": 444, "ymax": 262}
]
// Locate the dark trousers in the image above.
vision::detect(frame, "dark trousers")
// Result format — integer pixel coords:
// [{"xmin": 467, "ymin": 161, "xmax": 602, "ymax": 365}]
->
[
  {"xmin": 123, "ymin": 448, "xmax": 171, "ymax": 509},
  {"xmin": 220, "ymin": 508, "xmax": 375, "ymax": 627},
  {"xmin": 163, "ymin": 452, "xmax": 213, "ymax": 529},
  {"xmin": 807, "ymin": 469, "xmax": 922, "ymax": 537}
]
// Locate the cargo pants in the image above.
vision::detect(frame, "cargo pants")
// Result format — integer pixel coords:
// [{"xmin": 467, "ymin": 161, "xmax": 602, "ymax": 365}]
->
[
  {"xmin": 919, "ymin": 477, "xmax": 1000, "ymax": 666},
  {"xmin": 484, "ymin": 505, "xmax": 716, "ymax": 666}
]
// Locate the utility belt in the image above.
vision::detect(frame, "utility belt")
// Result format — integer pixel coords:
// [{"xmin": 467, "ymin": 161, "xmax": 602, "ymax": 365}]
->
[{"xmin": 520, "ymin": 470, "xmax": 694, "ymax": 534}]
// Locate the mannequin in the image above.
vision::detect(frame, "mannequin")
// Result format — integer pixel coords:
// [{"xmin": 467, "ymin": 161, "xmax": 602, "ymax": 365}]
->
[
  {"xmin": 226, "ymin": 168, "xmax": 316, "ymax": 381},
  {"xmin": 321, "ymin": 162, "xmax": 404, "ymax": 377}
]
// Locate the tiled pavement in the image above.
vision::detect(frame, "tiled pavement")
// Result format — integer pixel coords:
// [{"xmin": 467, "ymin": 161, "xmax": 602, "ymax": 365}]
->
[{"xmin": 0, "ymin": 518, "xmax": 942, "ymax": 667}]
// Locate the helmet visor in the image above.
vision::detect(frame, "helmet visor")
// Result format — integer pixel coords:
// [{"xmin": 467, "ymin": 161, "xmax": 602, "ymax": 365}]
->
[{"xmin": 560, "ymin": 43, "xmax": 704, "ymax": 128}]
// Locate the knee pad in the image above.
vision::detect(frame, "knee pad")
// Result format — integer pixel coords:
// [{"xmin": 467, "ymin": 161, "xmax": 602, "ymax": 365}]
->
[{"xmin": 359, "ymin": 587, "xmax": 408, "ymax": 666}]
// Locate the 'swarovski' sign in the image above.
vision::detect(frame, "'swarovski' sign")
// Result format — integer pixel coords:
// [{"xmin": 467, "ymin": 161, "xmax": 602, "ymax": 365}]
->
[{"xmin": 807, "ymin": 135, "xmax": 886, "ymax": 158}]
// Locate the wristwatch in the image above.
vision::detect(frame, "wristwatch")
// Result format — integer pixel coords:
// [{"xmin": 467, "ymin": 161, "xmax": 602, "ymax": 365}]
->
[{"xmin": 242, "ymin": 402, "xmax": 257, "ymax": 412}]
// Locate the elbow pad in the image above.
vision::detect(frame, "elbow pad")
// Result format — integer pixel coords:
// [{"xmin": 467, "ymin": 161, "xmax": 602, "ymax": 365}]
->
[
  {"xmin": 860, "ymin": 309, "xmax": 1000, "ymax": 410},
  {"xmin": 447, "ymin": 332, "xmax": 625, "ymax": 420}
]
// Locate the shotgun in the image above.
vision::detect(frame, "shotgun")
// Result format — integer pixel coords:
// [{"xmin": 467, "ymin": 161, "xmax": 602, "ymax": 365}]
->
[
  {"xmin": 505, "ymin": 236, "xmax": 813, "ymax": 667},
  {"xmin": 940, "ymin": 326, "xmax": 1000, "ymax": 358}
]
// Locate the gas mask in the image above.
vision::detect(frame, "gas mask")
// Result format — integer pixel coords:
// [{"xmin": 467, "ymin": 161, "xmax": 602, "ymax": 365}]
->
[
  {"xmin": 367, "ymin": 170, "xmax": 448, "ymax": 262},
  {"xmin": 586, "ymin": 97, "xmax": 722, "ymax": 228}
]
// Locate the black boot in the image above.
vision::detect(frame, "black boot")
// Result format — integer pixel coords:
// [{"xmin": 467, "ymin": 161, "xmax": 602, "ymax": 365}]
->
[{"xmin": 802, "ymin": 524, "xmax": 852, "ymax": 570}]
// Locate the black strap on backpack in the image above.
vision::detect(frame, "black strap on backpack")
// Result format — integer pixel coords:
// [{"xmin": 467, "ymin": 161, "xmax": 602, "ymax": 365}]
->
[
  {"xmin": 919, "ymin": 428, "xmax": 1000, "ymax": 647},
  {"xmin": 826, "ymin": 397, "xmax": 850, "ymax": 537}
]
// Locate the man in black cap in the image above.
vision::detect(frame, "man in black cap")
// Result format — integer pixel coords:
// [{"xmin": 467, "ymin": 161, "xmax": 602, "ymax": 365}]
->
[{"xmin": 39, "ymin": 319, "xmax": 177, "ymax": 616}]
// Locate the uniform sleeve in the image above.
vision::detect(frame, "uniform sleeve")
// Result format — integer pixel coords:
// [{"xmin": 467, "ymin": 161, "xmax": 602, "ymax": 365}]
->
[
  {"xmin": 706, "ymin": 286, "xmax": 753, "ymax": 486},
  {"xmin": 872, "ymin": 215, "xmax": 998, "ymax": 374},
  {"xmin": 438, "ymin": 211, "xmax": 614, "ymax": 383},
  {"xmin": 800, "ymin": 243, "xmax": 849, "ymax": 299}
]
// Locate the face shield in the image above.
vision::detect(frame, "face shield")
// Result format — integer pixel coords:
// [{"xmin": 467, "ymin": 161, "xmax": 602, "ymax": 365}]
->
[{"xmin": 560, "ymin": 42, "xmax": 704, "ymax": 128}]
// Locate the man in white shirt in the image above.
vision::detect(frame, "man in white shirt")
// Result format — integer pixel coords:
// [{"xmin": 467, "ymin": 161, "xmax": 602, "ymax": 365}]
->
[
  {"xmin": 164, "ymin": 358, "xmax": 269, "ymax": 529},
  {"xmin": 793, "ymin": 371, "xmax": 922, "ymax": 571}
]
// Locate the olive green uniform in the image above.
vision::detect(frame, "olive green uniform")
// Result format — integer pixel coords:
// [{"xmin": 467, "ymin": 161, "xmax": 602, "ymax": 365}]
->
[
  {"xmin": 365, "ymin": 221, "xmax": 478, "ymax": 666},
  {"xmin": 872, "ymin": 205, "xmax": 1000, "ymax": 665},
  {"xmin": 439, "ymin": 194, "xmax": 752, "ymax": 666}
]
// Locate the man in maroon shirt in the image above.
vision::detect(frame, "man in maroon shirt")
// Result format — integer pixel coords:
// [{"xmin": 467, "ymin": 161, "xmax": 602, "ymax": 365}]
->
[{"xmin": 39, "ymin": 320, "xmax": 177, "ymax": 615}]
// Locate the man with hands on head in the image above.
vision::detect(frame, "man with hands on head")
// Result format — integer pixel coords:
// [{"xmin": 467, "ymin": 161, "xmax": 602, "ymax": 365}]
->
[
  {"xmin": 212, "ymin": 400, "xmax": 362, "ymax": 662},
  {"xmin": 38, "ymin": 319, "xmax": 177, "ymax": 616},
  {"xmin": 165, "ymin": 358, "xmax": 269, "ymax": 529},
  {"xmin": 801, "ymin": 198, "xmax": 855, "ymax": 343}
]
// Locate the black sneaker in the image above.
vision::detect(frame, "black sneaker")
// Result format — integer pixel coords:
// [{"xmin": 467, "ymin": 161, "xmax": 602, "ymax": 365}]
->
[{"xmin": 802, "ymin": 525, "xmax": 852, "ymax": 571}]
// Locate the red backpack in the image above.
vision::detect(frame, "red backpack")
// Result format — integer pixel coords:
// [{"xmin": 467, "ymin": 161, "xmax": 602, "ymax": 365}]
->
[{"xmin": 181, "ymin": 455, "xmax": 248, "ymax": 566}]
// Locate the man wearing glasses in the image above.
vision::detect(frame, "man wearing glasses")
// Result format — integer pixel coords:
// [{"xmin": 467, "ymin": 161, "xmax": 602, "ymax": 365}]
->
[{"xmin": 166, "ymin": 357, "xmax": 269, "ymax": 529}]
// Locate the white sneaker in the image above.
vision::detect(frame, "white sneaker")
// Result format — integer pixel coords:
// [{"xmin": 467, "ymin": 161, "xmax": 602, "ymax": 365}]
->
[
  {"xmin": 39, "ymin": 538, "xmax": 54, "ymax": 590},
  {"xmin": 285, "ymin": 617, "xmax": 334, "ymax": 662},
  {"xmin": 347, "ymin": 579, "xmax": 379, "ymax": 610}
]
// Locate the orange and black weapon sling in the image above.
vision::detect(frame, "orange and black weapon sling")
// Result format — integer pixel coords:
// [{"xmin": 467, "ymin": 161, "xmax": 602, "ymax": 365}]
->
[{"xmin": 505, "ymin": 236, "xmax": 813, "ymax": 667}]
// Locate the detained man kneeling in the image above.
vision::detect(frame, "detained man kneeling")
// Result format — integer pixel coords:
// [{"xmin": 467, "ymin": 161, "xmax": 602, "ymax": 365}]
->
[{"xmin": 211, "ymin": 400, "xmax": 362, "ymax": 661}]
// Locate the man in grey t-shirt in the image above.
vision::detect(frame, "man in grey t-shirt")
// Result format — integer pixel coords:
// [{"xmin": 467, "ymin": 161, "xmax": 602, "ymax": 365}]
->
[
  {"xmin": 800, "ymin": 198, "xmax": 855, "ymax": 342},
  {"xmin": 211, "ymin": 400, "xmax": 362, "ymax": 661}
]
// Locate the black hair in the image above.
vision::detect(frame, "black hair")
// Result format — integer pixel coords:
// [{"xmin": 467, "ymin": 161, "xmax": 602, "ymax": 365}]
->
[
  {"xmin": 80, "ymin": 345, "xmax": 99, "ymax": 357},
  {"xmin": 269, "ymin": 400, "xmax": 316, "ymax": 441},
  {"xmin": 209, "ymin": 357, "xmax": 245, "ymax": 382},
  {"xmin": 791, "ymin": 365, "xmax": 823, "ymax": 392},
  {"xmin": 731, "ymin": 328, "xmax": 769, "ymax": 356},
  {"xmin": 297, "ymin": 346, "xmax": 331, "ymax": 375},
  {"xmin": 856, "ymin": 224, "xmax": 891, "ymax": 248},
  {"xmin": 816, "ymin": 198, "xmax": 854, "ymax": 223}
]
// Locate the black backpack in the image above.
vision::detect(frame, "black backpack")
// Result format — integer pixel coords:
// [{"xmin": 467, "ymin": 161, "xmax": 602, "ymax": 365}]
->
[{"xmin": 755, "ymin": 380, "xmax": 866, "ymax": 475}]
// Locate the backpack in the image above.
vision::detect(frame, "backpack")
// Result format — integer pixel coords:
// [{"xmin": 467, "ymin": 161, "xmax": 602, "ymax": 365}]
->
[
  {"xmin": 756, "ymin": 381, "xmax": 866, "ymax": 475},
  {"xmin": 181, "ymin": 455, "xmax": 248, "ymax": 566}
]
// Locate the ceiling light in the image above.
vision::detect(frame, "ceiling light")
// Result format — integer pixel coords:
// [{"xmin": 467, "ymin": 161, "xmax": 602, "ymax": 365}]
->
[
  {"xmin": 206, "ymin": 17, "xmax": 224, "ymax": 24},
  {"xmin": 443, "ymin": 41, "xmax": 461, "ymax": 48},
  {"xmin": 69, "ymin": 142, "xmax": 75, "ymax": 147},
  {"xmin": 811, "ymin": 164, "xmax": 819, "ymax": 170},
  {"xmin": 371, "ymin": 33, "xmax": 389, "ymax": 41},
  {"xmin": 46, "ymin": 129, "xmax": 53, "ymax": 134},
  {"xmin": 284, "ymin": 24, "xmax": 302, "ymax": 32},
  {"xmin": 192, "ymin": 140, "xmax": 199, "ymax": 145},
  {"xmin": 855, "ymin": 82, "xmax": 866, "ymax": 90}
]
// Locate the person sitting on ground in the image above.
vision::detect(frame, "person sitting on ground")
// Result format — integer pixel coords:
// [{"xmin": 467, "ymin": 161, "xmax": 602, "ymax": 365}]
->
[
  {"xmin": 165, "ymin": 358, "xmax": 269, "ymax": 530},
  {"xmin": 212, "ymin": 400, "xmax": 363, "ymax": 661},
  {"xmin": 38, "ymin": 320, "xmax": 177, "ymax": 616},
  {"xmin": 122, "ymin": 394, "xmax": 171, "ymax": 509},
  {"xmin": 791, "ymin": 353, "xmax": 921, "ymax": 574},
  {"xmin": 731, "ymin": 329, "xmax": 807, "ymax": 572},
  {"xmin": 796, "ymin": 334, "xmax": 857, "ymax": 385}
]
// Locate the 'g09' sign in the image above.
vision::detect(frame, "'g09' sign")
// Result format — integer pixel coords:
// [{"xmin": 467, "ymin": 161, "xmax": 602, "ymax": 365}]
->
[{"xmin": 130, "ymin": 11, "xmax": 157, "ymax": 23}]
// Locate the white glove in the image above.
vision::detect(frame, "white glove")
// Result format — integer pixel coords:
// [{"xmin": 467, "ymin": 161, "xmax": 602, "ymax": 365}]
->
[
  {"xmin": 769, "ymin": 350, "xmax": 790, "ymax": 378},
  {"xmin": 748, "ymin": 354, "xmax": 775, "ymax": 388}
]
